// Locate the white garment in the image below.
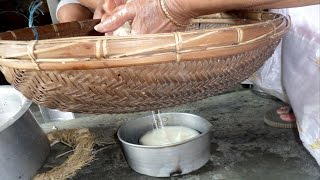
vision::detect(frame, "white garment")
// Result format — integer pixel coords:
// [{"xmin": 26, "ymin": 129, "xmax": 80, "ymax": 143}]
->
[{"xmin": 250, "ymin": 5, "xmax": 320, "ymax": 164}]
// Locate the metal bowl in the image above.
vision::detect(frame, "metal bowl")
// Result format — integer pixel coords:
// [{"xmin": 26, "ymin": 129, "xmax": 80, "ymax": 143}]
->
[
  {"xmin": 0, "ymin": 85, "xmax": 50, "ymax": 180},
  {"xmin": 117, "ymin": 113, "xmax": 212, "ymax": 177}
]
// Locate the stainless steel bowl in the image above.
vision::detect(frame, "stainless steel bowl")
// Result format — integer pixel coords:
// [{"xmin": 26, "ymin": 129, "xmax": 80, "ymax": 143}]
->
[
  {"xmin": 0, "ymin": 86, "xmax": 50, "ymax": 180},
  {"xmin": 117, "ymin": 113, "xmax": 212, "ymax": 177}
]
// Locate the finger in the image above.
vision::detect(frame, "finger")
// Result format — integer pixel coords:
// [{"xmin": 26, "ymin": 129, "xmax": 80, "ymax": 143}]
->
[
  {"xmin": 94, "ymin": 6, "xmax": 135, "ymax": 33},
  {"xmin": 102, "ymin": 0, "xmax": 126, "ymax": 14},
  {"xmin": 113, "ymin": 0, "xmax": 126, "ymax": 7},
  {"xmin": 104, "ymin": 4, "xmax": 126, "ymax": 20},
  {"xmin": 93, "ymin": 8, "xmax": 105, "ymax": 19},
  {"xmin": 103, "ymin": 1, "xmax": 116, "ymax": 14},
  {"xmin": 105, "ymin": 32, "xmax": 113, "ymax": 36}
]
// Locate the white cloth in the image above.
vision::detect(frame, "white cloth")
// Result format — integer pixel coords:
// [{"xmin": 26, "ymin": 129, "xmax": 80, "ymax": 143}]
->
[{"xmin": 250, "ymin": 5, "xmax": 320, "ymax": 164}]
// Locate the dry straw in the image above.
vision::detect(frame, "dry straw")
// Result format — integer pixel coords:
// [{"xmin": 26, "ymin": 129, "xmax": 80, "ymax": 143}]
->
[
  {"xmin": 0, "ymin": 11, "xmax": 290, "ymax": 113},
  {"xmin": 34, "ymin": 129, "xmax": 96, "ymax": 180}
]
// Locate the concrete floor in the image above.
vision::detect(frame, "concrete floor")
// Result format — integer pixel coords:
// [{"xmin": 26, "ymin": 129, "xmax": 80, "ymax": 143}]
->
[{"xmin": 37, "ymin": 90, "xmax": 320, "ymax": 180}]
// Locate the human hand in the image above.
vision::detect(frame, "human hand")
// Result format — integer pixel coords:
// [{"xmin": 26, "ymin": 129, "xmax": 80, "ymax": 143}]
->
[
  {"xmin": 92, "ymin": 0, "xmax": 319, "ymax": 35},
  {"xmin": 94, "ymin": 0, "xmax": 192, "ymax": 34}
]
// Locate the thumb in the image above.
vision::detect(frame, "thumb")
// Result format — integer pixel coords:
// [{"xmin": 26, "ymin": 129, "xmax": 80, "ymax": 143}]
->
[{"xmin": 94, "ymin": 6, "xmax": 135, "ymax": 33}]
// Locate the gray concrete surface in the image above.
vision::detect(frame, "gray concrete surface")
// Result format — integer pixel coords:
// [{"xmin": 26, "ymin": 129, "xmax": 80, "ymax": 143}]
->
[{"xmin": 38, "ymin": 90, "xmax": 320, "ymax": 180}]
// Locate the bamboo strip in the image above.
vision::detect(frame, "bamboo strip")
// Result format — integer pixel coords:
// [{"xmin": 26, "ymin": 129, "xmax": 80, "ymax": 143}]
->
[
  {"xmin": 0, "ymin": 37, "xmax": 277, "ymax": 70},
  {"xmin": 0, "ymin": 18, "xmax": 287, "ymax": 61},
  {"xmin": 0, "ymin": 11, "xmax": 289, "ymax": 71}
]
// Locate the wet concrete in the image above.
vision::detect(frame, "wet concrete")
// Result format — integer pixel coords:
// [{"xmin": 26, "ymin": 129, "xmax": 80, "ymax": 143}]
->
[{"xmin": 39, "ymin": 90, "xmax": 320, "ymax": 180}]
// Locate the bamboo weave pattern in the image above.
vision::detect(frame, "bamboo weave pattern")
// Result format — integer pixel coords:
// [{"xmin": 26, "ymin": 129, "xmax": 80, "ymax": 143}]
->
[{"xmin": 0, "ymin": 11, "xmax": 290, "ymax": 113}]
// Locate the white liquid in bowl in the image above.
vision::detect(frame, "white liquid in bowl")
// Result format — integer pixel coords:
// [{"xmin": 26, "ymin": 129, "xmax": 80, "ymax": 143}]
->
[{"xmin": 139, "ymin": 126, "xmax": 200, "ymax": 146}]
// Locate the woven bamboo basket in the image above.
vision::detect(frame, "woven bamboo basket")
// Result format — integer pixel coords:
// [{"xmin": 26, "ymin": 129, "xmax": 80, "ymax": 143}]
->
[{"xmin": 0, "ymin": 11, "xmax": 290, "ymax": 114}]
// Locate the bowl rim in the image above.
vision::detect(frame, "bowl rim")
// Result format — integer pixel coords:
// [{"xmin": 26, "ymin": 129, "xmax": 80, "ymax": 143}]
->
[
  {"xmin": 117, "ymin": 112, "xmax": 212, "ymax": 149},
  {"xmin": 0, "ymin": 85, "xmax": 32, "ymax": 132}
]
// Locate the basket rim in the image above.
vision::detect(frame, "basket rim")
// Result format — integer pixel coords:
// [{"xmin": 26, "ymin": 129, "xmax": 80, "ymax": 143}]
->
[
  {"xmin": 0, "ymin": 11, "xmax": 285, "ymax": 43},
  {"xmin": 0, "ymin": 11, "xmax": 290, "ymax": 71}
]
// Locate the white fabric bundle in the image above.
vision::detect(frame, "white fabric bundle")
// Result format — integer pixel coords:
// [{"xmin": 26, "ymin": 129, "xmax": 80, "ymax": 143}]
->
[
  {"xmin": 250, "ymin": 6, "xmax": 320, "ymax": 164},
  {"xmin": 113, "ymin": 22, "xmax": 131, "ymax": 36}
]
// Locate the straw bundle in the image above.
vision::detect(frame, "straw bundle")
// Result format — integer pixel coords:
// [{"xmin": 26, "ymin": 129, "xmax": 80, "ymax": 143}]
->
[
  {"xmin": 34, "ymin": 129, "xmax": 95, "ymax": 180},
  {"xmin": 0, "ymin": 11, "xmax": 290, "ymax": 113}
]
